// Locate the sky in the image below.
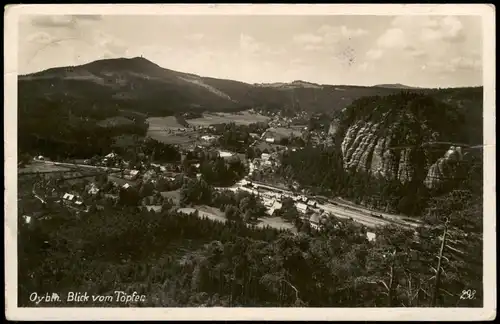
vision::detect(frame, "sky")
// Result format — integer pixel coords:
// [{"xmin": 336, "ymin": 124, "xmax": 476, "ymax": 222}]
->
[{"xmin": 18, "ymin": 14, "xmax": 483, "ymax": 88}]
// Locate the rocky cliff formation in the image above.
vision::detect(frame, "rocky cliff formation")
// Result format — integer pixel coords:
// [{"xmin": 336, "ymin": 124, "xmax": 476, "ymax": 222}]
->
[
  {"xmin": 423, "ymin": 146, "xmax": 464, "ymax": 189},
  {"xmin": 334, "ymin": 92, "xmax": 476, "ymax": 189}
]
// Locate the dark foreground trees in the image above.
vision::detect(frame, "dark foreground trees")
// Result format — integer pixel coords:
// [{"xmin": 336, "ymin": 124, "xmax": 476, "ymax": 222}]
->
[{"xmin": 19, "ymin": 183, "xmax": 482, "ymax": 307}]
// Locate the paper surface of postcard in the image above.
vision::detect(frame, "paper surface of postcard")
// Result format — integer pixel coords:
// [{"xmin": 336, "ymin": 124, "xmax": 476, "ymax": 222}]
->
[{"xmin": 4, "ymin": 3, "xmax": 496, "ymax": 321}]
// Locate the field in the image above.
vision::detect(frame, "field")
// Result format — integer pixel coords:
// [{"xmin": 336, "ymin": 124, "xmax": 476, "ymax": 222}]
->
[
  {"xmin": 147, "ymin": 116, "xmax": 186, "ymax": 131},
  {"xmin": 146, "ymin": 131, "xmax": 198, "ymax": 145},
  {"xmin": 178, "ymin": 205, "xmax": 297, "ymax": 233},
  {"xmin": 178, "ymin": 205, "xmax": 227, "ymax": 223},
  {"xmin": 148, "ymin": 112, "xmax": 269, "ymax": 130},
  {"xmin": 144, "ymin": 205, "xmax": 162, "ymax": 212},
  {"xmin": 146, "ymin": 111, "xmax": 270, "ymax": 145},
  {"xmin": 256, "ymin": 217, "xmax": 297, "ymax": 232},
  {"xmin": 187, "ymin": 111, "xmax": 270, "ymax": 126},
  {"xmin": 19, "ymin": 162, "xmax": 71, "ymax": 174},
  {"xmin": 160, "ymin": 189, "xmax": 181, "ymax": 205}
]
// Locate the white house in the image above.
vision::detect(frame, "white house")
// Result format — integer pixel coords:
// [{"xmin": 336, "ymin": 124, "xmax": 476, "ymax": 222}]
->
[
  {"xmin": 295, "ymin": 202, "xmax": 308, "ymax": 214},
  {"xmin": 105, "ymin": 152, "xmax": 117, "ymax": 159},
  {"xmin": 262, "ymin": 197, "xmax": 275, "ymax": 208},
  {"xmin": 261, "ymin": 153, "xmax": 271, "ymax": 161},
  {"xmin": 22, "ymin": 215, "xmax": 32, "ymax": 224},
  {"xmin": 201, "ymin": 135, "xmax": 216, "ymax": 141},
  {"xmin": 367, "ymin": 232, "xmax": 377, "ymax": 242},
  {"xmin": 125, "ymin": 169, "xmax": 140, "ymax": 180},
  {"xmin": 266, "ymin": 201, "xmax": 282, "ymax": 216},
  {"xmin": 307, "ymin": 200, "xmax": 317, "ymax": 207},
  {"xmin": 63, "ymin": 193, "xmax": 75, "ymax": 201},
  {"xmin": 218, "ymin": 150, "xmax": 233, "ymax": 158},
  {"xmin": 122, "ymin": 183, "xmax": 131, "ymax": 189},
  {"xmin": 309, "ymin": 213, "xmax": 321, "ymax": 230},
  {"xmin": 265, "ymin": 137, "xmax": 275, "ymax": 143}
]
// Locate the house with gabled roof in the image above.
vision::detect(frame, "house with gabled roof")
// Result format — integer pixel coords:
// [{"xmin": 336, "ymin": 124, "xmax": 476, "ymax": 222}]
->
[
  {"xmin": 266, "ymin": 201, "xmax": 282, "ymax": 216},
  {"xmin": 62, "ymin": 193, "xmax": 75, "ymax": 201},
  {"xmin": 295, "ymin": 202, "xmax": 308, "ymax": 214},
  {"xmin": 124, "ymin": 169, "xmax": 139, "ymax": 180}
]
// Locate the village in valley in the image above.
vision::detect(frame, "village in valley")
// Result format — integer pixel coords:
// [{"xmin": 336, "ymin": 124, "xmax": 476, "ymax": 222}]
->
[{"xmin": 19, "ymin": 108, "xmax": 410, "ymax": 242}]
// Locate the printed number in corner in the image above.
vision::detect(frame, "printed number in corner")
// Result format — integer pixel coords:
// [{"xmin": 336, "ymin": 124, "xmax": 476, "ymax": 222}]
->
[{"xmin": 459, "ymin": 289, "xmax": 476, "ymax": 300}]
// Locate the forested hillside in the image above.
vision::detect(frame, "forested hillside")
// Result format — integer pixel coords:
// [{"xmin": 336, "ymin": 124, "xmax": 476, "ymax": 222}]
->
[
  {"xmin": 18, "ymin": 57, "xmax": 417, "ymax": 118},
  {"xmin": 19, "ymin": 180, "xmax": 482, "ymax": 307},
  {"xmin": 279, "ymin": 90, "xmax": 483, "ymax": 217}
]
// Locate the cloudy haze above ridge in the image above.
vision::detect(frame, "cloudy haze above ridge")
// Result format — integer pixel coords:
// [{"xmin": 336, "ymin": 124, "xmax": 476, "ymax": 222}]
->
[{"xmin": 19, "ymin": 14, "xmax": 483, "ymax": 88}]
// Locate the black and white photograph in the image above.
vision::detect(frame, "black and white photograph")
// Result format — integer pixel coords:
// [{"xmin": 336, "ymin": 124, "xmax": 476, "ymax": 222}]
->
[{"xmin": 5, "ymin": 4, "xmax": 496, "ymax": 321}]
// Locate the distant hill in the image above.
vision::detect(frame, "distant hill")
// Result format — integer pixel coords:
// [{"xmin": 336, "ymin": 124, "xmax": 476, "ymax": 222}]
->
[
  {"xmin": 373, "ymin": 83, "xmax": 420, "ymax": 89},
  {"xmin": 19, "ymin": 57, "xmax": 443, "ymax": 120}
]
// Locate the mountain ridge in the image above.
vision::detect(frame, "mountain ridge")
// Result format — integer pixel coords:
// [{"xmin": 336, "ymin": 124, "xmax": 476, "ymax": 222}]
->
[
  {"xmin": 21, "ymin": 57, "xmax": 477, "ymax": 90},
  {"xmin": 20, "ymin": 57, "xmax": 483, "ymax": 123},
  {"xmin": 372, "ymin": 83, "xmax": 421, "ymax": 89}
]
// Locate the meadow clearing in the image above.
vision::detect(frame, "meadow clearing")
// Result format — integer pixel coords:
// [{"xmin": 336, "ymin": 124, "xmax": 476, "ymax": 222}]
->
[
  {"xmin": 18, "ymin": 162, "xmax": 71, "ymax": 174},
  {"xmin": 186, "ymin": 111, "xmax": 270, "ymax": 126},
  {"xmin": 147, "ymin": 116, "xmax": 186, "ymax": 131},
  {"xmin": 177, "ymin": 204, "xmax": 297, "ymax": 233},
  {"xmin": 146, "ymin": 111, "xmax": 270, "ymax": 145},
  {"xmin": 256, "ymin": 216, "xmax": 297, "ymax": 232},
  {"xmin": 146, "ymin": 130, "xmax": 198, "ymax": 145},
  {"xmin": 160, "ymin": 189, "xmax": 181, "ymax": 206},
  {"xmin": 178, "ymin": 206, "xmax": 227, "ymax": 224}
]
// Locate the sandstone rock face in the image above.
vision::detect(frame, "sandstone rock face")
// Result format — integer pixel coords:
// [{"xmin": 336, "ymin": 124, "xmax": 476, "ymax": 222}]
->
[
  {"xmin": 331, "ymin": 91, "xmax": 478, "ymax": 190},
  {"xmin": 328, "ymin": 120, "xmax": 339, "ymax": 136},
  {"xmin": 424, "ymin": 146, "xmax": 463, "ymax": 189},
  {"xmin": 339, "ymin": 121, "xmax": 464, "ymax": 187},
  {"xmin": 397, "ymin": 149, "xmax": 414, "ymax": 184}
]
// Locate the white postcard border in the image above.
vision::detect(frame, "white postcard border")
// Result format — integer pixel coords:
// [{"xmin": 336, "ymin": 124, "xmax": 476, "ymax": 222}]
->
[{"xmin": 4, "ymin": 4, "xmax": 496, "ymax": 321}]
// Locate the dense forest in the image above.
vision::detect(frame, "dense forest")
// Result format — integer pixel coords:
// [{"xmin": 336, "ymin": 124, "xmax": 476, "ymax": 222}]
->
[
  {"xmin": 19, "ymin": 179, "xmax": 482, "ymax": 307},
  {"xmin": 18, "ymin": 96, "xmax": 149, "ymax": 159}
]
